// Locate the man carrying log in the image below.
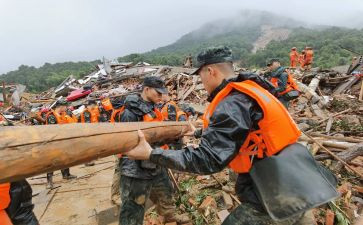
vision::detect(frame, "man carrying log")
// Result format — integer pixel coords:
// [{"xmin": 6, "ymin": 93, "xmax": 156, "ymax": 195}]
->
[
  {"xmin": 45, "ymin": 100, "xmax": 77, "ymax": 188},
  {"xmin": 124, "ymin": 46, "xmax": 339, "ymax": 225},
  {"xmin": 117, "ymin": 76, "xmax": 189, "ymax": 225}
]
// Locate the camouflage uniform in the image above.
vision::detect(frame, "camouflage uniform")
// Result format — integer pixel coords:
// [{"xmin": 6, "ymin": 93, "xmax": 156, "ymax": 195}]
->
[
  {"xmin": 111, "ymin": 157, "xmax": 121, "ymax": 205},
  {"xmin": 118, "ymin": 92, "xmax": 180, "ymax": 225},
  {"xmin": 119, "ymin": 168, "xmax": 176, "ymax": 225}
]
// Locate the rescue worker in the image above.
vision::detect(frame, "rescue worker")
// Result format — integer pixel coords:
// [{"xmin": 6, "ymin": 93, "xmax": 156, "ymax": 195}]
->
[
  {"xmin": 30, "ymin": 107, "xmax": 49, "ymax": 125},
  {"xmin": 158, "ymin": 94, "xmax": 189, "ymax": 150},
  {"xmin": 99, "ymin": 98, "xmax": 114, "ymax": 122},
  {"xmin": 267, "ymin": 58, "xmax": 300, "ymax": 108},
  {"xmin": 124, "ymin": 46, "xmax": 338, "ymax": 225},
  {"xmin": 45, "ymin": 100, "xmax": 76, "ymax": 189},
  {"xmin": 304, "ymin": 47, "xmax": 314, "ymax": 70},
  {"xmin": 298, "ymin": 50, "xmax": 306, "ymax": 70},
  {"xmin": 159, "ymin": 94, "xmax": 187, "ymax": 122},
  {"xmin": 80, "ymin": 100, "xmax": 100, "ymax": 123},
  {"xmin": 79, "ymin": 99, "xmax": 100, "ymax": 166},
  {"xmin": 0, "ymin": 120, "xmax": 39, "ymax": 225},
  {"xmin": 0, "ymin": 183, "xmax": 12, "ymax": 225},
  {"xmin": 289, "ymin": 47, "xmax": 299, "ymax": 68},
  {"xmin": 117, "ymin": 76, "xmax": 189, "ymax": 225}
]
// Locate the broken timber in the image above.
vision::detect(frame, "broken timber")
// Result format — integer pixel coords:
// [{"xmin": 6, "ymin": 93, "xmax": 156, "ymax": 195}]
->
[{"xmin": 0, "ymin": 122, "xmax": 188, "ymax": 183}]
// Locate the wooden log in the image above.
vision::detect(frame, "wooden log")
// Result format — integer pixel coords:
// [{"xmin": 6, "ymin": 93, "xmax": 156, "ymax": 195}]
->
[
  {"xmin": 332, "ymin": 142, "xmax": 363, "ymax": 172},
  {"xmin": 299, "ymin": 136, "xmax": 355, "ymax": 149},
  {"xmin": 303, "ymin": 132, "xmax": 363, "ymax": 179},
  {"xmin": 0, "ymin": 122, "xmax": 188, "ymax": 183},
  {"xmin": 308, "ymin": 132, "xmax": 363, "ymax": 143},
  {"xmin": 308, "ymin": 74, "xmax": 323, "ymax": 92}
]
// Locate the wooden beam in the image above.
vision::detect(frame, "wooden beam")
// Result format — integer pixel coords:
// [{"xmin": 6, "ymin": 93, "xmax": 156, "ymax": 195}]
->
[{"xmin": 0, "ymin": 122, "xmax": 188, "ymax": 183}]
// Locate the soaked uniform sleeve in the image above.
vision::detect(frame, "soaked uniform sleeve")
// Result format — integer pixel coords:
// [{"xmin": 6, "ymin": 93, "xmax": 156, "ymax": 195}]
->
[
  {"xmin": 275, "ymin": 72, "xmax": 288, "ymax": 93},
  {"xmin": 150, "ymin": 92, "xmax": 259, "ymax": 174}
]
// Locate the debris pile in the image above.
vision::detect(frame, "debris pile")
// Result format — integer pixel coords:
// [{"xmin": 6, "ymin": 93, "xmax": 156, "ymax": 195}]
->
[{"xmin": 0, "ymin": 58, "xmax": 362, "ymax": 225}]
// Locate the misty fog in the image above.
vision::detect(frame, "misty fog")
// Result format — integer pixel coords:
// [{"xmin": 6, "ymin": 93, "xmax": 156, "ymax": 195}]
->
[{"xmin": 0, "ymin": 0, "xmax": 362, "ymax": 74}]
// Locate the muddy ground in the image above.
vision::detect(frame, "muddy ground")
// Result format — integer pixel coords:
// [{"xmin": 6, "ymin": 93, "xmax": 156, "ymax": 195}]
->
[{"xmin": 30, "ymin": 156, "xmax": 119, "ymax": 225}]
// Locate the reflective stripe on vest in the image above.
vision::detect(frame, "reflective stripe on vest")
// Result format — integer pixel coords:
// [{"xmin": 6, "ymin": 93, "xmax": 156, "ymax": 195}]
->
[{"xmin": 203, "ymin": 80, "xmax": 301, "ymax": 173}]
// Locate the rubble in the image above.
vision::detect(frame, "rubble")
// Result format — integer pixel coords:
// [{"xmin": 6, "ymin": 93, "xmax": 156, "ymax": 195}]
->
[{"xmin": 1, "ymin": 58, "xmax": 362, "ymax": 225}]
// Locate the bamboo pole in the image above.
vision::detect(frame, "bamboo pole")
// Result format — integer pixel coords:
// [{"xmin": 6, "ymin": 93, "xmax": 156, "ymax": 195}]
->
[{"xmin": 0, "ymin": 122, "xmax": 188, "ymax": 183}]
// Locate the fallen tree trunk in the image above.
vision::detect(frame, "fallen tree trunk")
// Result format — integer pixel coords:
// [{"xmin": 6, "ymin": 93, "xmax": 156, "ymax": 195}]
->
[{"xmin": 0, "ymin": 122, "xmax": 188, "ymax": 183}]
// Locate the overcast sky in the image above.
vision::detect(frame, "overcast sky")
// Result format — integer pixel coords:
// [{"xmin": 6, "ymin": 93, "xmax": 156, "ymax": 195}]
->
[{"xmin": 0, "ymin": 0, "xmax": 362, "ymax": 74}]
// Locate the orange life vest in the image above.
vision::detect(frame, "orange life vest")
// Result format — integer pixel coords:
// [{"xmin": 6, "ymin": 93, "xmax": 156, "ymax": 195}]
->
[
  {"xmin": 161, "ymin": 101, "xmax": 187, "ymax": 121},
  {"xmin": 203, "ymin": 80, "xmax": 301, "ymax": 173},
  {"xmin": 110, "ymin": 106, "xmax": 125, "ymax": 123},
  {"xmin": 45, "ymin": 111, "xmax": 65, "ymax": 124},
  {"xmin": 289, "ymin": 50, "xmax": 298, "ymax": 61},
  {"xmin": 176, "ymin": 110, "xmax": 188, "ymax": 121},
  {"xmin": 270, "ymin": 71, "xmax": 299, "ymax": 96},
  {"xmin": 80, "ymin": 106, "xmax": 100, "ymax": 123},
  {"xmin": 101, "ymin": 98, "xmax": 113, "ymax": 111},
  {"xmin": 161, "ymin": 101, "xmax": 177, "ymax": 120},
  {"xmin": 46, "ymin": 111, "xmax": 77, "ymax": 124},
  {"xmin": 0, "ymin": 183, "xmax": 12, "ymax": 225}
]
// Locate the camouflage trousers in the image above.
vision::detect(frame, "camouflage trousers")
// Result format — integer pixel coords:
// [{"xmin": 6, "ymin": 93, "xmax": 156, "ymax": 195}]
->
[
  {"xmin": 222, "ymin": 203, "xmax": 315, "ymax": 225},
  {"xmin": 111, "ymin": 157, "xmax": 121, "ymax": 205},
  {"xmin": 119, "ymin": 169, "xmax": 176, "ymax": 225}
]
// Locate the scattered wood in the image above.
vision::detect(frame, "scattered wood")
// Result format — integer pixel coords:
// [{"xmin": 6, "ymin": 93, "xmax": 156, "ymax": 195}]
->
[
  {"xmin": 39, "ymin": 188, "xmax": 59, "ymax": 221},
  {"xmin": 308, "ymin": 132, "xmax": 363, "ymax": 143},
  {"xmin": 77, "ymin": 165, "xmax": 114, "ymax": 180},
  {"xmin": 168, "ymin": 169, "xmax": 181, "ymax": 193},
  {"xmin": 222, "ymin": 191, "xmax": 233, "ymax": 209},
  {"xmin": 325, "ymin": 116, "xmax": 333, "ymax": 134},
  {"xmin": 230, "ymin": 194, "xmax": 241, "ymax": 205},
  {"xmin": 56, "ymin": 186, "xmax": 110, "ymax": 194},
  {"xmin": 303, "ymin": 132, "xmax": 363, "ymax": 179},
  {"xmin": 333, "ymin": 75, "xmax": 360, "ymax": 95},
  {"xmin": 217, "ymin": 210, "xmax": 230, "ymax": 222},
  {"xmin": 331, "ymin": 142, "xmax": 363, "ymax": 172}
]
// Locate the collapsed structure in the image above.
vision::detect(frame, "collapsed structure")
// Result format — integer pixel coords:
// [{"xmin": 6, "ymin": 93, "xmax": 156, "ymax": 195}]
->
[{"xmin": 0, "ymin": 58, "xmax": 362, "ymax": 225}]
